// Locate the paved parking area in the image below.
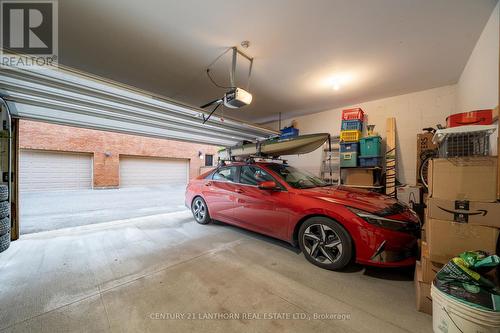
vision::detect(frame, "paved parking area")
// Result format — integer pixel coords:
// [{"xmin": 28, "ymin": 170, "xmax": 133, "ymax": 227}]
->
[
  {"xmin": 20, "ymin": 186, "xmax": 187, "ymax": 234},
  {"xmin": 0, "ymin": 211, "xmax": 432, "ymax": 332}
]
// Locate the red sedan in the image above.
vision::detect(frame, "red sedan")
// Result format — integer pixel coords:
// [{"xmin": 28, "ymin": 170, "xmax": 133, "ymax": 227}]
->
[{"xmin": 185, "ymin": 161, "xmax": 420, "ymax": 270}]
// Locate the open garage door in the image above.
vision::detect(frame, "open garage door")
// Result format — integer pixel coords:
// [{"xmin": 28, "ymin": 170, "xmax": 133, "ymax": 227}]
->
[
  {"xmin": 120, "ymin": 156, "xmax": 188, "ymax": 187},
  {"xmin": 0, "ymin": 64, "xmax": 278, "ymax": 147},
  {"xmin": 20, "ymin": 150, "xmax": 93, "ymax": 192}
]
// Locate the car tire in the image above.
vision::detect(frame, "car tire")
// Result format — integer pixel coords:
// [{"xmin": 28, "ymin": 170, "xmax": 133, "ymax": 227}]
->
[
  {"xmin": 298, "ymin": 217, "xmax": 353, "ymax": 271},
  {"xmin": 0, "ymin": 217, "xmax": 9, "ymax": 236},
  {"xmin": 0, "ymin": 185, "xmax": 8, "ymax": 202},
  {"xmin": 0, "ymin": 231, "xmax": 10, "ymax": 253},
  {"xmin": 0, "ymin": 201, "xmax": 9, "ymax": 219},
  {"xmin": 191, "ymin": 197, "xmax": 211, "ymax": 225}
]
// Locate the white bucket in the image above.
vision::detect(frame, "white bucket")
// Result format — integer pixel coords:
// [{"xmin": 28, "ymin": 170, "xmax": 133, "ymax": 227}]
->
[{"xmin": 431, "ymin": 284, "xmax": 500, "ymax": 333}]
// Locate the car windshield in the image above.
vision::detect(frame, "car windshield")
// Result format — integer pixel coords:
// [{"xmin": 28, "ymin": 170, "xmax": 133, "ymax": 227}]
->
[{"xmin": 266, "ymin": 164, "xmax": 329, "ymax": 189}]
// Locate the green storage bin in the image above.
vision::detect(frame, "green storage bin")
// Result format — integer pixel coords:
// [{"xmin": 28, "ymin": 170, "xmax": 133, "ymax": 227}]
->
[
  {"xmin": 360, "ymin": 136, "xmax": 382, "ymax": 156},
  {"xmin": 340, "ymin": 152, "xmax": 358, "ymax": 167}
]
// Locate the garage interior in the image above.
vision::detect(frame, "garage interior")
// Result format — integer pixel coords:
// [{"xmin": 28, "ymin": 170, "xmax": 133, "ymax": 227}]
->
[{"xmin": 0, "ymin": 0, "xmax": 499, "ymax": 332}]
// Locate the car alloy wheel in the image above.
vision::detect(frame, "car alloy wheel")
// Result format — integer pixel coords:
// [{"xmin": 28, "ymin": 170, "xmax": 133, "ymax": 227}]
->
[
  {"xmin": 302, "ymin": 224, "xmax": 343, "ymax": 264},
  {"xmin": 298, "ymin": 217, "xmax": 353, "ymax": 270},
  {"xmin": 192, "ymin": 197, "xmax": 210, "ymax": 224}
]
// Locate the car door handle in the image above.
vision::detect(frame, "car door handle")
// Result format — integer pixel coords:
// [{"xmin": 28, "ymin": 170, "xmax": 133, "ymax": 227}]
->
[
  {"xmin": 205, "ymin": 182, "xmax": 212, "ymax": 187},
  {"xmin": 235, "ymin": 188, "xmax": 244, "ymax": 193}
]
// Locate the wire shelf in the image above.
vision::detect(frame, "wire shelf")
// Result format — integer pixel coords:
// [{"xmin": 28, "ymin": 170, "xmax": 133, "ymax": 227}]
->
[{"xmin": 433, "ymin": 125, "xmax": 496, "ymax": 158}]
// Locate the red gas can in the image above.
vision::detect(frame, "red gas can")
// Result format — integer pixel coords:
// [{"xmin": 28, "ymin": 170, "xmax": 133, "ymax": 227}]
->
[{"xmin": 446, "ymin": 110, "xmax": 493, "ymax": 127}]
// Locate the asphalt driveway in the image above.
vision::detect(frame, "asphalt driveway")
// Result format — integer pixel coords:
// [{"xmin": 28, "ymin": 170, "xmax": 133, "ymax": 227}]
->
[{"xmin": 20, "ymin": 185, "xmax": 188, "ymax": 234}]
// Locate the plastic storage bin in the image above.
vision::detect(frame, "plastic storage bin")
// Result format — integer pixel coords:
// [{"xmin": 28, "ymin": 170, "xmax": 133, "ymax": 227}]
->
[
  {"xmin": 360, "ymin": 136, "xmax": 382, "ymax": 156},
  {"xmin": 342, "ymin": 108, "xmax": 364, "ymax": 121},
  {"xmin": 340, "ymin": 130, "xmax": 362, "ymax": 142},
  {"xmin": 341, "ymin": 120, "xmax": 363, "ymax": 131},
  {"xmin": 340, "ymin": 142, "xmax": 359, "ymax": 153},
  {"xmin": 359, "ymin": 156, "xmax": 382, "ymax": 167},
  {"xmin": 446, "ymin": 110, "xmax": 493, "ymax": 127},
  {"xmin": 340, "ymin": 152, "xmax": 358, "ymax": 167},
  {"xmin": 280, "ymin": 127, "xmax": 299, "ymax": 138}
]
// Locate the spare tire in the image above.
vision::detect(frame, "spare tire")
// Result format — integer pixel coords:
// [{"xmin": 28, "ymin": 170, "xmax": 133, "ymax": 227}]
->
[
  {"xmin": 0, "ymin": 231, "xmax": 10, "ymax": 253},
  {"xmin": 0, "ymin": 201, "xmax": 9, "ymax": 219},
  {"xmin": 0, "ymin": 185, "xmax": 8, "ymax": 202},
  {"xmin": 0, "ymin": 217, "xmax": 9, "ymax": 236}
]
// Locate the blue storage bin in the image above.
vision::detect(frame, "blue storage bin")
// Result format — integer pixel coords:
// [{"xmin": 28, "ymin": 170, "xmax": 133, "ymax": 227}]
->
[
  {"xmin": 340, "ymin": 142, "xmax": 359, "ymax": 153},
  {"xmin": 359, "ymin": 156, "xmax": 383, "ymax": 167},
  {"xmin": 360, "ymin": 136, "xmax": 382, "ymax": 156},
  {"xmin": 341, "ymin": 120, "xmax": 363, "ymax": 131},
  {"xmin": 280, "ymin": 127, "xmax": 299, "ymax": 138}
]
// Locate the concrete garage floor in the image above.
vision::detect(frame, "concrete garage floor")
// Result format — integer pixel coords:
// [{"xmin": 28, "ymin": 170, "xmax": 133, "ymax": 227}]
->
[
  {"xmin": 0, "ymin": 210, "xmax": 432, "ymax": 332},
  {"xmin": 20, "ymin": 186, "xmax": 186, "ymax": 234}
]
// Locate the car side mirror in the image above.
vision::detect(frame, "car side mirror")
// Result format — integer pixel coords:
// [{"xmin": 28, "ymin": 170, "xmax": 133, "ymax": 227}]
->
[{"xmin": 258, "ymin": 181, "xmax": 278, "ymax": 190}]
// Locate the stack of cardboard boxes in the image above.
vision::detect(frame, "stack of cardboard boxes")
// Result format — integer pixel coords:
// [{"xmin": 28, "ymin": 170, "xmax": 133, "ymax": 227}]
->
[{"xmin": 415, "ymin": 156, "xmax": 500, "ymax": 315}]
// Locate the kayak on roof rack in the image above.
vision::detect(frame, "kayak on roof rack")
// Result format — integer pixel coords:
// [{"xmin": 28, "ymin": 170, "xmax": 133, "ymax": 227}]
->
[{"xmin": 218, "ymin": 133, "xmax": 330, "ymax": 160}]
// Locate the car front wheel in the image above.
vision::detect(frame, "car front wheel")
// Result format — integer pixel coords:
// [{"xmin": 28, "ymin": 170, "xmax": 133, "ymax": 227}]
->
[
  {"xmin": 191, "ymin": 197, "xmax": 211, "ymax": 225},
  {"xmin": 298, "ymin": 217, "xmax": 353, "ymax": 270}
]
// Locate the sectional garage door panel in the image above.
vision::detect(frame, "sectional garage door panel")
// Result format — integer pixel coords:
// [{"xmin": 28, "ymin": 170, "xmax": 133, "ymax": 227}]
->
[
  {"xmin": 120, "ymin": 157, "xmax": 188, "ymax": 187},
  {"xmin": 20, "ymin": 150, "xmax": 93, "ymax": 192}
]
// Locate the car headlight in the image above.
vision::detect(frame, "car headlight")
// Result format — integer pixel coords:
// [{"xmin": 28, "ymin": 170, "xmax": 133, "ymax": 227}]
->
[{"xmin": 347, "ymin": 207, "xmax": 418, "ymax": 233}]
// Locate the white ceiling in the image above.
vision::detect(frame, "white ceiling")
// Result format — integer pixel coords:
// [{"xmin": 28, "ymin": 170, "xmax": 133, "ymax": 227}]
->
[{"xmin": 58, "ymin": 0, "xmax": 498, "ymax": 123}]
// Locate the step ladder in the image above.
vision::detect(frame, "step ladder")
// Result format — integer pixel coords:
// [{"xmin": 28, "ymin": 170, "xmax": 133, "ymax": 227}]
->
[{"xmin": 320, "ymin": 135, "xmax": 340, "ymax": 184}]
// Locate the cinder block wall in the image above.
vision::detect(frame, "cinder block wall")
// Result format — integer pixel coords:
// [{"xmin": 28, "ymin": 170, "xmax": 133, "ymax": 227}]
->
[{"xmin": 19, "ymin": 120, "xmax": 219, "ymax": 188}]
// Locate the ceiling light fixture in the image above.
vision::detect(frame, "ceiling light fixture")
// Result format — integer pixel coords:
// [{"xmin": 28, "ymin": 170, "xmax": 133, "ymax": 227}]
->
[{"xmin": 328, "ymin": 74, "xmax": 353, "ymax": 91}]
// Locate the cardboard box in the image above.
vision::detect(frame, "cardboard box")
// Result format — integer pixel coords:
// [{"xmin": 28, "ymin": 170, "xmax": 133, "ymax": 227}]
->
[
  {"xmin": 427, "ymin": 197, "xmax": 500, "ymax": 228},
  {"xmin": 428, "ymin": 157, "xmax": 498, "ymax": 202},
  {"xmin": 416, "ymin": 133, "xmax": 438, "ymax": 185},
  {"xmin": 397, "ymin": 185, "xmax": 421, "ymax": 205},
  {"xmin": 427, "ymin": 218, "xmax": 499, "ymax": 264},
  {"xmin": 421, "ymin": 255, "xmax": 442, "ymax": 283},
  {"xmin": 344, "ymin": 168, "xmax": 374, "ymax": 186},
  {"xmin": 414, "ymin": 261, "xmax": 432, "ymax": 315}
]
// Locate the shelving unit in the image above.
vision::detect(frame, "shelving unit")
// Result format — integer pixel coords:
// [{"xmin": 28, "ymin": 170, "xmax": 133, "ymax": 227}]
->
[
  {"xmin": 338, "ymin": 108, "xmax": 384, "ymax": 191},
  {"xmin": 320, "ymin": 135, "xmax": 340, "ymax": 184},
  {"xmin": 340, "ymin": 167, "xmax": 383, "ymax": 189},
  {"xmin": 343, "ymin": 184, "xmax": 384, "ymax": 189}
]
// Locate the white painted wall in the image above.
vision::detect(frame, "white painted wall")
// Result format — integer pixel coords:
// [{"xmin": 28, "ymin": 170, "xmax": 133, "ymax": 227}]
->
[
  {"xmin": 265, "ymin": 85, "xmax": 457, "ymax": 186},
  {"xmin": 456, "ymin": 2, "xmax": 499, "ymax": 113},
  {"xmin": 456, "ymin": 2, "xmax": 499, "ymax": 155}
]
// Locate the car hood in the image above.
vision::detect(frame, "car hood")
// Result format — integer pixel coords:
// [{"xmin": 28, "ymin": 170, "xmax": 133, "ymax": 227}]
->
[{"xmin": 300, "ymin": 186, "xmax": 417, "ymax": 221}]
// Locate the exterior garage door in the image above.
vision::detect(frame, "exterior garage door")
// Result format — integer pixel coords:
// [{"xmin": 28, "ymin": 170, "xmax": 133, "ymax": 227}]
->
[
  {"xmin": 20, "ymin": 150, "xmax": 93, "ymax": 192},
  {"xmin": 120, "ymin": 156, "xmax": 189, "ymax": 187}
]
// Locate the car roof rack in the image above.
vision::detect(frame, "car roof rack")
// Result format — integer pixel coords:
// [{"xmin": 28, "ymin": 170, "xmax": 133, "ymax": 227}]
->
[{"xmin": 217, "ymin": 154, "xmax": 288, "ymax": 166}]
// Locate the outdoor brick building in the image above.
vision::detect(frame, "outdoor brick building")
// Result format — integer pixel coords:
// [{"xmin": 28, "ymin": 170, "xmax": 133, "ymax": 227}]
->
[{"xmin": 19, "ymin": 120, "xmax": 219, "ymax": 190}]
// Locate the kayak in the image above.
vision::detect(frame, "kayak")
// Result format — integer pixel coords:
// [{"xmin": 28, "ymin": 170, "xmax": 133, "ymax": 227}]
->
[{"xmin": 218, "ymin": 133, "xmax": 330, "ymax": 160}]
